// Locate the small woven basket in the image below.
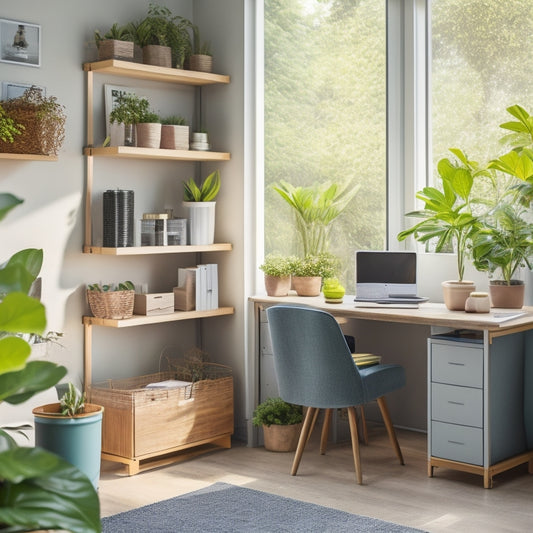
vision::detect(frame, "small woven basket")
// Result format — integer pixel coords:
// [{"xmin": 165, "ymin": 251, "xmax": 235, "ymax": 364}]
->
[
  {"xmin": 189, "ymin": 54, "xmax": 213, "ymax": 73},
  {"xmin": 87, "ymin": 289, "xmax": 135, "ymax": 319}
]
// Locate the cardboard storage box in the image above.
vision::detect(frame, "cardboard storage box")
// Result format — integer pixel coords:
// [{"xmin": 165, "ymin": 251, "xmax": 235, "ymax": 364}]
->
[
  {"xmin": 134, "ymin": 293, "xmax": 174, "ymax": 315},
  {"xmin": 89, "ymin": 371, "xmax": 234, "ymax": 472}
]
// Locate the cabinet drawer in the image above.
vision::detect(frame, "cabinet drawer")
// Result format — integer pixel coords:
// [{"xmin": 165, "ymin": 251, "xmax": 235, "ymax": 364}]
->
[
  {"xmin": 431, "ymin": 421, "xmax": 483, "ymax": 466},
  {"xmin": 431, "ymin": 383, "xmax": 483, "ymax": 427},
  {"xmin": 431, "ymin": 342, "xmax": 483, "ymax": 387}
]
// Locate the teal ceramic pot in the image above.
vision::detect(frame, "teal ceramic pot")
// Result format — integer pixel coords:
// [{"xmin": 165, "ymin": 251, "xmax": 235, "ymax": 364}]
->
[{"xmin": 33, "ymin": 403, "xmax": 104, "ymax": 488}]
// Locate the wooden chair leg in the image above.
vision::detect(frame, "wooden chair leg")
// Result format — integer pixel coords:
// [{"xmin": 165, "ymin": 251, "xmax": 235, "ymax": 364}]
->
[
  {"xmin": 291, "ymin": 406, "xmax": 317, "ymax": 476},
  {"xmin": 306, "ymin": 407, "xmax": 320, "ymax": 446},
  {"xmin": 359, "ymin": 405, "xmax": 368, "ymax": 445},
  {"xmin": 347, "ymin": 406, "xmax": 363, "ymax": 484},
  {"xmin": 377, "ymin": 396, "xmax": 404, "ymax": 465},
  {"xmin": 320, "ymin": 408, "xmax": 332, "ymax": 455}
]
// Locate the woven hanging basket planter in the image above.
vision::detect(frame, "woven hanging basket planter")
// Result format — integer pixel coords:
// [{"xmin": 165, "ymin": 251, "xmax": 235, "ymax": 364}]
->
[{"xmin": 87, "ymin": 290, "xmax": 135, "ymax": 319}]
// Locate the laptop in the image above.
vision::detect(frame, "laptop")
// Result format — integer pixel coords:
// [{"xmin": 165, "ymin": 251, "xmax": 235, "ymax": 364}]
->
[{"xmin": 354, "ymin": 250, "xmax": 428, "ymax": 306}]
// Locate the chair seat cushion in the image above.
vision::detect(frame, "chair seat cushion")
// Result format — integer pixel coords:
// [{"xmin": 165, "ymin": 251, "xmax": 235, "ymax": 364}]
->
[{"xmin": 359, "ymin": 363, "xmax": 406, "ymax": 402}]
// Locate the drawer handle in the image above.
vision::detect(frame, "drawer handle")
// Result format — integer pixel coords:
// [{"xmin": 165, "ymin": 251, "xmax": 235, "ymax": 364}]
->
[
  {"xmin": 448, "ymin": 401, "xmax": 464, "ymax": 406},
  {"xmin": 447, "ymin": 440, "xmax": 465, "ymax": 446},
  {"xmin": 448, "ymin": 362, "xmax": 465, "ymax": 366}
]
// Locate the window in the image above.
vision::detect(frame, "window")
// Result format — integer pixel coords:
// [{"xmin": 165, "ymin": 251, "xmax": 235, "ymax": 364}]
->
[{"xmin": 263, "ymin": 0, "xmax": 387, "ymax": 292}]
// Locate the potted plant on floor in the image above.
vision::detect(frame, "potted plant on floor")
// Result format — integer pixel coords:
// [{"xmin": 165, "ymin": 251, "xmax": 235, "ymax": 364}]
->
[
  {"xmin": 33, "ymin": 383, "xmax": 104, "ymax": 489},
  {"xmin": 160, "ymin": 115, "xmax": 189, "ymax": 150},
  {"xmin": 397, "ymin": 148, "xmax": 488, "ymax": 310},
  {"xmin": 252, "ymin": 397, "xmax": 303, "ymax": 452},
  {"xmin": 289, "ymin": 253, "xmax": 339, "ymax": 297},
  {"xmin": 0, "ymin": 192, "xmax": 100, "ymax": 532},
  {"xmin": 183, "ymin": 169, "xmax": 221, "ymax": 245},
  {"xmin": 259, "ymin": 254, "xmax": 294, "ymax": 297}
]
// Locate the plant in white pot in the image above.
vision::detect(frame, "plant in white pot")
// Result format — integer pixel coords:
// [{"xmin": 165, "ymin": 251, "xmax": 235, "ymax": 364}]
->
[
  {"xmin": 397, "ymin": 148, "xmax": 488, "ymax": 310},
  {"xmin": 259, "ymin": 254, "xmax": 294, "ymax": 297},
  {"xmin": 183, "ymin": 170, "xmax": 220, "ymax": 245},
  {"xmin": 252, "ymin": 397, "xmax": 303, "ymax": 452}
]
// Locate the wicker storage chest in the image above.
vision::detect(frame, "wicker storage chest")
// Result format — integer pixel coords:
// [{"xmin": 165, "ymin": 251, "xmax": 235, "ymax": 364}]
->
[{"xmin": 89, "ymin": 371, "xmax": 233, "ymax": 474}]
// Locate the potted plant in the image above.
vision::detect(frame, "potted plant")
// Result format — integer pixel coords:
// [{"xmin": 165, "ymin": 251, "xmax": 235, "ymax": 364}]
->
[
  {"xmin": 252, "ymin": 397, "xmax": 303, "ymax": 452},
  {"xmin": 94, "ymin": 22, "xmax": 134, "ymax": 61},
  {"xmin": 133, "ymin": 3, "xmax": 192, "ymax": 68},
  {"xmin": 190, "ymin": 128, "xmax": 210, "ymax": 151},
  {"xmin": 160, "ymin": 115, "xmax": 189, "ymax": 150},
  {"xmin": 32, "ymin": 383, "xmax": 104, "ymax": 489},
  {"xmin": 183, "ymin": 169, "xmax": 221, "ymax": 245},
  {"xmin": 272, "ymin": 180, "xmax": 360, "ymax": 257},
  {"xmin": 289, "ymin": 253, "xmax": 339, "ymax": 297},
  {"xmin": 259, "ymin": 254, "xmax": 294, "ymax": 297},
  {"xmin": 397, "ymin": 148, "xmax": 488, "ymax": 310},
  {"xmin": 109, "ymin": 92, "xmax": 150, "ymax": 146},
  {"xmin": 0, "ymin": 193, "xmax": 100, "ymax": 532},
  {"xmin": 0, "ymin": 103, "xmax": 24, "ymax": 143},
  {"xmin": 188, "ymin": 24, "xmax": 213, "ymax": 73},
  {"xmin": 87, "ymin": 280, "xmax": 135, "ymax": 319},
  {"xmin": 136, "ymin": 110, "xmax": 161, "ymax": 149},
  {"xmin": 0, "ymin": 86, "xmax": 66, "ymax": 156}
]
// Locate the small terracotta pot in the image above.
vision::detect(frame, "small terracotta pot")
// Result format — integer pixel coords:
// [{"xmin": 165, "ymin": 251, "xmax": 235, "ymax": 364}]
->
[
  {"xmin": 441, "ymin": 280, "xmax": 475, "ymax": 311},
  {"xmin": 292, "ymin": 276, "xmax": 321, "ymax": 297},
  {"xmin": 489, "ymin": 281, "xmax": 525, "ymax": 309},
  {"xmin": 264, "ymin": 275, "xmax": 291, "ymax": 297},
  {"xmin": 263, "ymin": 423, "xmax": 302, "ymax": 452}
]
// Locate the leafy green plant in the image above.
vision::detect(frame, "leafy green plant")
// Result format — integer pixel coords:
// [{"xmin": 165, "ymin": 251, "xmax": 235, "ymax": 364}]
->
[
  {"xmin": 183, "ymin": 170, "xmax": 221, "ymax": 202},
  {"xmin": 0, "ymin": 193, "xmax": 100, "ymax": 532},
  {"xmin": 259, "ymin": 254, "xmax": 294, "ymax": 277},
  {"xmin": 87, "ymin": 280, "xmax": 134, "ymax": 292},
  {"xmin": 397, "ymin": 148, "xmax": 490, "ymax": 282},
  {"xmin": 0, "ymin": 103, "xmax": 24, "ymax": 143},
  {"xmin": 139, "ymin": 111, "xmax": 160, "ymax": 124},
  {"xmin": 109, "ymin": 93, "xmax": 150, "ymax": 126},
  {"xmin": 59, "ymin": 383, "xmax": 87, "ymax": 416},
  {"xmin": 289, "ymin": 253, "xmax": 339, "ymax": 279},
  {"xmin": 252, "ymin": 397, "xmax": 303, "ymax": 427},
  {"xmin": 94, "ymin": 23, "xmax": 132, "ymax": 46},
  {"xmin": 161, "ymin": 115, "xmax": 186, "ymax": 126},
  {"xmin": 273, "ymin": 180, "xmax": 360, "ymax": 257}
]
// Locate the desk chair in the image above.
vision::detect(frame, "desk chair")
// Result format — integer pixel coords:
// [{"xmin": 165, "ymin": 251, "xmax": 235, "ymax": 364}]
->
[{"xmin": 266, "ymin": 305, "xmax": 406, "ymax": 484}]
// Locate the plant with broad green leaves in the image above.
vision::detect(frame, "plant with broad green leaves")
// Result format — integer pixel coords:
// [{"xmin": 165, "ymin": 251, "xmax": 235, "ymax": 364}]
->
[
  {"xmin": 397, "ymin": 148, "xmax": 491, "ymax": 282},
  {"xmin": 0, "ymin": 192, "xmax": 100, "ymax": 532},
  {"xmin": 252, "ymin": 397, "xmax": 303, "ymax": 427},
  {"xmin": 60, "ymin": 383, "xmax": 87, "ymax": 416},
  {"xmin": 183, "ymin": 170, "xmax": 220, "ymax": 202},
  {"xmin": 272, "ymin": 180, "xmax": 360, "ymax": 257}
]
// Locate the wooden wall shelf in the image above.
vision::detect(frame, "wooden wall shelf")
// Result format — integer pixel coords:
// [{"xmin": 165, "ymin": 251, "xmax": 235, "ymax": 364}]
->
[
  {"xmin": 0, "ymin": 153, "xmax": 58, "ymax": 161},
  {"xmin": 84, "ymin": 146, "xmax": 230, "ymax": 161},
  {"xmin": 83, "ymin": 243, "xmax": 232, "ymax": 255}
]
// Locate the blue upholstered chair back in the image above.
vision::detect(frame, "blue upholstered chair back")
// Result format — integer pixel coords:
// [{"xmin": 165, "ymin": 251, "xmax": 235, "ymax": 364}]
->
[{"xmin": 266, "ymin": 305, "xmax": 366, "ymax": 408}]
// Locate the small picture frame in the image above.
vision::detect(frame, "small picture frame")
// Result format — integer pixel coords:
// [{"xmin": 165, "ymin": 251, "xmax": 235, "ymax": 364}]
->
[
  {"xmin": 1, "ymin": 81, "xmax": 45, "ymax": 100},
  {"xmin": 104, "ymin": 84, "xmax": 138, "ymax": 137},
  {"xmin": 0, "ymin": 18, "xmax": 41, "ymax": 67}
]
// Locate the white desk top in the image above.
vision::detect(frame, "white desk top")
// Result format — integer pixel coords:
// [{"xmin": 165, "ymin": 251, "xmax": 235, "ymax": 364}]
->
[{"xmin": 250, "ymin": 294, "xmax": 533, "ymax": 335}]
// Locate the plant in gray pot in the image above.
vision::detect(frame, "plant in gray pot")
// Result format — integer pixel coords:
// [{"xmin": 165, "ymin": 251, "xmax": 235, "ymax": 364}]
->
[
  {"xmin": 252, "ymin": 397, "xmax": 303, "ymax": 452},
  {"xmin": 183, "ymin": 169, "xmax": 220, "ymax": 245}
]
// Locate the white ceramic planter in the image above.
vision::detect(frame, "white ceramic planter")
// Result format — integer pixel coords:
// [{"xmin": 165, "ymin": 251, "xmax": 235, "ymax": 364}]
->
[{"xmin": 183, "ymin": 201, "xmax": 216, "ymax": 245}]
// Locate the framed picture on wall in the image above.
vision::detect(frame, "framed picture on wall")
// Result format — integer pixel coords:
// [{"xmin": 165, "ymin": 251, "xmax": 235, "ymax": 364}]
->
[
  {"xmin": 0, "ymin": 18, "xmax": 41, "ymax": 67},
  {"xmin": 1, "ymin": 81, "xmax": 45, "ymax": 100}
]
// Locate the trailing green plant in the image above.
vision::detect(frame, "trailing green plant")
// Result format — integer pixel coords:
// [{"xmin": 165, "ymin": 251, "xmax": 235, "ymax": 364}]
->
[
  {"xmin": 161, "ymin": 115, "xmax": 187, "ymax": 126},
  {"xmin": 59, "ymin": 383, "xmax": 87, "ymax": 416},
  {"xmin": 87, "ymin": 280, "xmax": 134, "ymax": 292},
  {"xmin": 397, "ymin": 148, "xmax": 491, "ymax": 282},
  {"xmin": 289, "ymin": 253, "xmax": 339, "ymax": 279},
  {"xmin": 252, "ymin": 397, "xmax": 303, "ymax": 427},
  {"xmin": 273, "ymin": 180, "xmax": 360, "ymax": 257},
  {"xmin": 0, "ymin": 193, "xmax": 100, "ymax": 532},
  {"xmin": 259, "ymin": 254, "xmax": 294, "ymax": 277},
  {"xmin": 109, "ymin": 93, "xmax": 150, "ymax": 125},
  {"xmin": 183, "ymin": 170, "xmax": 221, "ymax": 202},
  {"xmin": 94, "ymin": 22, "xmax": 132, "ymax": 46},
  {"xmin": 0, "ymin": 103, "xmax": 24, "ymax": 143}
]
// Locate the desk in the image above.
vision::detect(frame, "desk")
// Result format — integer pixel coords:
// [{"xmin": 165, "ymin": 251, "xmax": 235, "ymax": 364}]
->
[{"xmin": 249, "ymin": 295, "xmax": 533, "ymax": 488}]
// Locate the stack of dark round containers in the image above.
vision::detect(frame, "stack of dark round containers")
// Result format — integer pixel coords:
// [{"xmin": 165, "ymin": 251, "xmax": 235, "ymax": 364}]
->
[{"xmin": 103, "ymin": 189, "xmax": 134, "ymax": 247}]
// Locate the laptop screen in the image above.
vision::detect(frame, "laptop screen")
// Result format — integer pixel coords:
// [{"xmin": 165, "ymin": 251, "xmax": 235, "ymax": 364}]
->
[{"xmin": 355, "ymin": 251, "xmax": 417, "ymax": 300}]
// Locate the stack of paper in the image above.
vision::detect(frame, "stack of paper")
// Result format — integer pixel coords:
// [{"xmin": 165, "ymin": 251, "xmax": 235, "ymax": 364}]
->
[{"xmin": 352, "ymin": 353, "xmax": 382, "ymax": 367}]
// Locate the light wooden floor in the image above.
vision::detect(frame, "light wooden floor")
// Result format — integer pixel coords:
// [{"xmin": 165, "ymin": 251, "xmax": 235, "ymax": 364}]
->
[{"xmin": 99, "ymin": 424, "xmax": 533, "ymax": 532}]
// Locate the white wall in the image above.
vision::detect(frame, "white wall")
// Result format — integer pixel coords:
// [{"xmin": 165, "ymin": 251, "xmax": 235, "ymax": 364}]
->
[{"xmin": 0, "ymin": 0, "xmax": 250, "ymax": 441}]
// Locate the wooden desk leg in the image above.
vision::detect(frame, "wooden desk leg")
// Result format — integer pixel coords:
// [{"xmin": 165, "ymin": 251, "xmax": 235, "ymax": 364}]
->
[
  {"xmin": 428, "ymin": 461, "xmax": 434, "ymax": 478},
  {"xmin": 484, "ymin": 470, "xmax": 493, "ymax": 489}
]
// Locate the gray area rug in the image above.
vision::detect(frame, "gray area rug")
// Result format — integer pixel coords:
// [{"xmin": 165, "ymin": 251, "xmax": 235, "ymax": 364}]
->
[{"xmin": 102, "ymin": 482, "xmax": 426, "ymax": 532}]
